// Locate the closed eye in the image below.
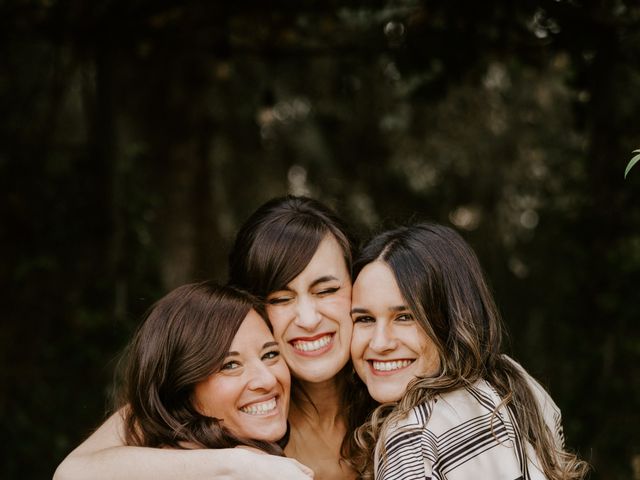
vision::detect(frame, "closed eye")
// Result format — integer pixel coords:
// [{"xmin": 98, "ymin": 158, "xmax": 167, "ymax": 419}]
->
[
  {"xmin": 316, "ymin": 286, "xmax": 339, "ymax": 296},
  {"xmin": 267, "ymin": 295, "xmax": 292, "ymax": 305}
]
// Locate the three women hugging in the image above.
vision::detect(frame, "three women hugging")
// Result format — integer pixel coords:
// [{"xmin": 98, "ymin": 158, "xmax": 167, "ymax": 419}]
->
[{"xmin": 54, "ymin": 196, "xmax": 589, "ymax": 480}]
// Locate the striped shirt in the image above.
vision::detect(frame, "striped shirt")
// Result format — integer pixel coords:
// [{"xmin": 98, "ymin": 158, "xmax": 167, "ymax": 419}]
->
[{"xmin": 375, "ymin": 362, "xmax": 564, "ymax": 480}]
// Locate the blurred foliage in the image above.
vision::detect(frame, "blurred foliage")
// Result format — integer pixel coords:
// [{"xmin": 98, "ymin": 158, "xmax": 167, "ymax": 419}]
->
[{"xmin": 1, "ymin": 0, "xmax": 639, "ymax": 478}]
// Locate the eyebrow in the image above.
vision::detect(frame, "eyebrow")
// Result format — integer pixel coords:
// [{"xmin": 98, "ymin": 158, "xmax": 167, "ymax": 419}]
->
[
  {"xmin": 310, "ymin": 275, "xmax": 339, "ymax": 288},
  {"xmin": 225, "ymin": 341, "xmax": 279, "ymax": 357},
  {"xmin": 389, "ymin": 305, "xmax": 409, "ymax": 312},
  {"xmin": 276, "ymin": 275, "xmax": 340, "ymax": 292},
  {"xmin": 351, "ymin": 305, "xmax": 408, "ymax": 315}
]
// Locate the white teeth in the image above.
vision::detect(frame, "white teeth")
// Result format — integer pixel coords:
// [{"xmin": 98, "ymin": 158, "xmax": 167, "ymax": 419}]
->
[
  {"xmin": 372, "ymin": 360, "xmax": 413, "ymax": 372},
  {"xmin": 292, "ymin": 335, "xmax": 332, "ymax": 352},
  {"xmin": 240, "ymin": 398, "xmax": 277, "ymax": 415}
]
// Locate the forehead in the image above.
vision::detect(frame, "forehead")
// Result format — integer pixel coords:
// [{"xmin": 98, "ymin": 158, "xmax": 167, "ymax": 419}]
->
[
  {"xmin": 229, "ymin": 310, "xmax": 274, "ymax": 349},
  {"xmin": 292, "ymin": 234, "xmax": 349, "ymax": 281},
  {"xmin": 352, "ymin": 261, "xmax": 404, "ymax": 306}
]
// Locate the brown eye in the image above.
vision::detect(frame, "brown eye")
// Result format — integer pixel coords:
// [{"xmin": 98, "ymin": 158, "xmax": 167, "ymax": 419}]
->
[
  {"xmin": 221, "ymin": 361, "xmax": 240, "ymax": 370},
  {"xmin": 353, "ymin": 315, "xmax": 375, "ymax": 324},
  {"xmin": 262, "ymin": 350, "xmax": 280, "ymax": 360}
]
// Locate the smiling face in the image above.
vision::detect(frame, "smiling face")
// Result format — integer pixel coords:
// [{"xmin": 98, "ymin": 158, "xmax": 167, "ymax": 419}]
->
[
  {"xmin": 193, "ymin": 310, "xmax": 290, "ymax": 441},
  {"xmin": 265, "ymin": 234, "xmax": 353, "ymax": 384},
  {"xmin": 350, "ymin": 261, "xmax": 441, "ymax": 403}
]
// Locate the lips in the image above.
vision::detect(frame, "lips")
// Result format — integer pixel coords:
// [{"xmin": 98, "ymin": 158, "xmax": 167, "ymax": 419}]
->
[
  {"xmin": 369, "ymin": 359, "xmax": 414, "ymax": 373},
  {"xmin": 290, "ymin": 333, "xmax": 334, "ymax": 353},
  {"xmin": 239, "ymin": 396, "xmax": 278, "ymax": 415}
]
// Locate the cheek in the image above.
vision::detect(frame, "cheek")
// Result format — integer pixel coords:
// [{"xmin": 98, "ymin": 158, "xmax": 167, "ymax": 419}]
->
[
  {"xmin": 350, "ymin": 329, "xmax": 370, "ymax": 382},
  {"xmin": 265, "ymin": 306, "xmax": 290, "ymax": 341},
  {"xmin": 324, "ymin": 293, "xmax": 352, "ymax": 326},
  {"xmin": 350, "ymin": 328, "xmax": 367, "ymax": 362},
  {"xmin": 324, "ymin": 297, "xmax": 352, "ymax": 359},
  {"xmin": 340, "ymin": 311, "xmax": 353, "ymax": 337},
  {"xmin": 194, "ymin": 377, "xmax": 226, "ymax": 417},
  {"xmin": 416, "ymin": 330, "xmax": 441, "ymax": 375},
  {"xmin": 275, "ymin": 361, "xmax": 291, "ymax": 391}
]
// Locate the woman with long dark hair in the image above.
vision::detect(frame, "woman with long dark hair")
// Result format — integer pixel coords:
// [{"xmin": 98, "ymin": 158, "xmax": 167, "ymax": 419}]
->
[
  {"xmin": 120, "ymin": 282, "xmax": 291, "ymax": 456},
  {"xmin": 227, "ymin": 196, "xmax": 374, "ymax": 478},
  {"xmin": 349, "ymin": 223, "xmax": 588, "ymax": 479}
]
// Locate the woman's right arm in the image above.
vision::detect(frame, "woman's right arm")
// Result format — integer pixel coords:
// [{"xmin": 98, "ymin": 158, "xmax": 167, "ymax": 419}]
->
[{"xmin": 53, "ymin": 412, "xmax": 313, "ymax": 480}]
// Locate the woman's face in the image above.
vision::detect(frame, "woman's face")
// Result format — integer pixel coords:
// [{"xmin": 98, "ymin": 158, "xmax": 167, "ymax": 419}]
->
[
  {"xmin": 350, "ymin": 261, "xmax": 440, "ymax": 403},
  {"xmin": 265, "ymin": 234, "xmax": 353, "ymax": 384},
  {"xmin": 193, "ymin": 310, "xmax": 290, "ymax": 442}
]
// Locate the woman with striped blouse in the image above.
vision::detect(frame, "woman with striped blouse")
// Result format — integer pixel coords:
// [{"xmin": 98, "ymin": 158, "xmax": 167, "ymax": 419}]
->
[{"xmin": 348, "ymin": 223, "xmax": 588, "ymax": 480}]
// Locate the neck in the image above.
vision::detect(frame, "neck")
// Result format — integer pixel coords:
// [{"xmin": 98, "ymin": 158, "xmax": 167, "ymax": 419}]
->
[
  {"xmin": 285, "ymin": 375, "xmax": 354, "ymax": 480},
  {"xmin": 290, "ymin": 375, "xmax": 345, "ymax": 428}
]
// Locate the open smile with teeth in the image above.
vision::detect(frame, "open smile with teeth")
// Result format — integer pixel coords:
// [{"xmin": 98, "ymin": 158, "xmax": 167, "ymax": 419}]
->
[
  {"xmin": 291, "ymin": 334, "xmax": 333, "ymax": 352},
  {"xmin": 240, "ymin": 397, "xmax": 278, "ymax": 415},
  {"xmin": 371, "ymin": 359, "xmax": 414, "ymax": 372}
]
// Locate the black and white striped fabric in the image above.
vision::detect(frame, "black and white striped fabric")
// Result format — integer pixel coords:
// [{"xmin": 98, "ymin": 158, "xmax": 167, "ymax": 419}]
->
[{"xmin": 374, "ymin": 359, "xmax": 564, "ymax": 480}]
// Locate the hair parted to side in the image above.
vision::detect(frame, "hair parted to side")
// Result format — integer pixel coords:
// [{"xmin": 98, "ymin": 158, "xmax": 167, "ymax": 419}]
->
[
  {"xmin": 227, "ymin": 195, "xmax": 375, "ymax": 464},
  {"xmin": 228, "ymin": 195, "xmax": 354, "ymax": 297},
  {"xmin": 117, "ymin": 281, "xmax": 284, "ymax": 455},
  {"xmin": 350, "ymin": 223, "xmax": 589, "ymax": 480}
]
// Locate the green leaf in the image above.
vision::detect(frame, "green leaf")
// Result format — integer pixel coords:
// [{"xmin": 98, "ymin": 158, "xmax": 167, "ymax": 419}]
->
[{"xmin": 625, "ymin": 152, "xmax": 640, "ymax": 179}]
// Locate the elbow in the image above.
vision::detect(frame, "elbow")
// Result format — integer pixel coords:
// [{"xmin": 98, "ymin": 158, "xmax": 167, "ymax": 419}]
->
[
  {"xmin": 52, "ymin": 465, "xmax": 67, "ymax": 480},
  {"xmin": 53, "ymin": 457, "xmax": 80, "ymax": 480}
]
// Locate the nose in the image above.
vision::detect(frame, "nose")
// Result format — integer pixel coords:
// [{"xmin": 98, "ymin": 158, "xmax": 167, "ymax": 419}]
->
[
  {"xmin": 369, "ymin": 322, "xmax": 397, "ymax": 353},
  {"xmin": 293, "ymin": 296, "xmax": 322, "ymax": 331},
  {"xmin": 247, "ymin": 361, "xmax": 278, "ymax": 391}
]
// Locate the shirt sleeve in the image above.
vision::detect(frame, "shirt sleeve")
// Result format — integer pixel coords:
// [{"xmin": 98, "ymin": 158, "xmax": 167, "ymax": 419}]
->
[
  {"xmin": 502, "ymin": 355, "xmax": 566, "ymax": 450},
  {"xmin": 377, "ymin": 426, "xmax": 426, "ymax": 480}
]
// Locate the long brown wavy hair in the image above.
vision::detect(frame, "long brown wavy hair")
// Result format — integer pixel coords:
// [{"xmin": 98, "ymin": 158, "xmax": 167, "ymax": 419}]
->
[
  {"xmin": 350, "ymin": 223, "xmax": 588, "ymax": 480},
  {"xmin": 228, "ymin": 195, "xmax": 376, "ymax": 463},
  {"xmin": 117, "ymin": 281, "xmax": 284, "ymax": 455}
]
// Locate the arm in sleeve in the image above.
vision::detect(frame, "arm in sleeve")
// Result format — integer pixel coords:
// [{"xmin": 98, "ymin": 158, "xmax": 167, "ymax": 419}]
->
[
  {"xmin": 377, "ymin": 427, "xmax": 427, "ymax": 480},
  {"xmin": 53, "ymin": 410, "xmax": 313, "ymax": 480}
]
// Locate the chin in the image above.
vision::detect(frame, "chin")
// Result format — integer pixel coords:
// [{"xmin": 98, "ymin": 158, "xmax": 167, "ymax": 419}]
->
[
  {"xmin": 368, "ymin": 385, "xmax": 405, "ymax": 403},
  {"xmin": 243, "ymin": 423, "xmax": 288, "ymax": 443},
  {"xmin": 297, "ymin": 371, "xmax": 338, "ymax": 383},
  {"xmin": 293, "ymin": 362, "xmax": 345, "ymax": 383}
]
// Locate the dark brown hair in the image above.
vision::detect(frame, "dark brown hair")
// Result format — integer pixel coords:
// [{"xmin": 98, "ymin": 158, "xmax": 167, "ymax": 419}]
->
[
  {"xmin": 118, "ymin": 281, "xmax": 284, "ymax": 455},
  {"xmin": 351, "ymin": 223, "xmax": 588, "ymax": 480},
  {"xmin": 228, "ymin": 195, "xmax": 353, "ymax": 296},
  {"xmin": 227, "ymin": 195, "xmax": 375, "ymax": 463}
]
